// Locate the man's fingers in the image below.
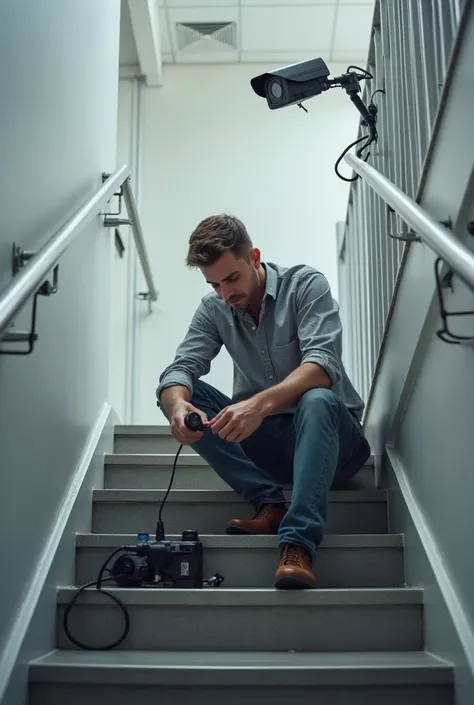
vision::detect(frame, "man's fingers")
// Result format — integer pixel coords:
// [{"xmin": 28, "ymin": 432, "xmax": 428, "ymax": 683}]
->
[
  {"xmin": 211, "ymin": 412, "xmax": 232, "ymax": 433},
  {"xmin": 171, "ymin": 419, "xmax": 203, "ymax": 445},
  {"xmin": 209, "ymin": 407, "xmax": 230, "ymax": 427},
  {"xmin": 218, "ymin": 420, "xmax": 238, "ymax": 441},
  {"xmin": 226, "ymin": 429, "xmax": 242, "ymax": 443}
]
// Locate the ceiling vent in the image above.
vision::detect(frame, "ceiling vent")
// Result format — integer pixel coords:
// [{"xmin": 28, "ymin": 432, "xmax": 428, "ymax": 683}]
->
[{"xmin": 175, "ymin": 22, "xmax": 237, "ymax": 52}]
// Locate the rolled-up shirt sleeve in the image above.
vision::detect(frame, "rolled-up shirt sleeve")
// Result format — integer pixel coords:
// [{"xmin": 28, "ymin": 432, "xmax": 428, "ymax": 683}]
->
[
  {"xmin": 296, "ymin": 269, "xmax": 343, "ymax": 387},
  {"xmin": 156, "ymin": 300, "xmax": 223, "ymax": 403}
]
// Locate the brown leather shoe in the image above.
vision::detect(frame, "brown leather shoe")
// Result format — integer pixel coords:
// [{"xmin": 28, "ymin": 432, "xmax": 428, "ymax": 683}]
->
[
  {"xmin": 226, "ymin": 503, "xmax": 287, "ymax": 535},
  {"xmin": 274, "ymin": 543, "xmax": 317, "ymax": 589}
]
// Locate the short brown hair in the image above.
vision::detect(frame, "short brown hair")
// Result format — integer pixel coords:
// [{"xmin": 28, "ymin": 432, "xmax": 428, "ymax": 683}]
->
[{"xmin": 186, "ymin": 214, "xmax": 252, "ymax": 268}]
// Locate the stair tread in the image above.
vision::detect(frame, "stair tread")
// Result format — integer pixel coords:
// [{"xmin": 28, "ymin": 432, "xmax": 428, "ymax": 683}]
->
[
  {"xmin": 30, "ymin": 650, "xmax": 453, "ymax": 685},
  {"xmin": 105, "ymin": 453, "xmax": 207, "ymax": 465},
  {"xmin": 76, "ymin": 532, "xmax": 402, "ymax": 548},
  {"xmin": 115, "ymin": 425, "xmax": 173, "ymax": 435},
  {"xmin": 105, "ymin": 452, "xmax": 374, "ymax": 466},
  {"xmin": 92, "ymin": 488, "xmax": 386, "ymax": 502},
  {"xmin": 56, "ymin": 586, "xmax": 420, "ymax": 606}
]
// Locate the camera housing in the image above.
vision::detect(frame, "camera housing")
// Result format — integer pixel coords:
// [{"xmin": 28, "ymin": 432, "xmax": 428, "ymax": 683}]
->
[
  {"xmin": 111, "ymin": 530, "xmax": 203, "ymax": 588},
  {"xmin": 250, "ymin": 57, "xmax": 330, "ymax": 110}
]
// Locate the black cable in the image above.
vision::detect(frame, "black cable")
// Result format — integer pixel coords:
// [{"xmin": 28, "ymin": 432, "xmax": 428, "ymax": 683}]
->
[
  {"xmin": 326, "ymin": 66, "xmax": 381, "ymax": 181},
  {"xmin": 334, "ymin": 132, "xmax": 375, "ymax": 182},
  {"xmin": 63, "ymin": 442, "xmax": 185, "ymax": 650},
  {"xmin": 346, "ymin": 65, "xmax": 373, "ymax": 79},
  {"xmin": 63, "ymin": 545, "xmax": 134, "ymax": 650},
  {"xmin": 370, "ymin": 88, "xmax": 386, "ymax": 102},
  {"xmin": 155, "ymin": 443, "xmax": 183, "ymax": 541}
]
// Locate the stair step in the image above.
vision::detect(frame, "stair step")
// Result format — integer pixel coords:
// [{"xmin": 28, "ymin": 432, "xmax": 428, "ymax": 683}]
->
[
  {"xmin": 104, "ymin": 453, "xmax": 375, "ymax": 490},
  {"xmin": 75, "ymin": 533, "xmax": 405, "ymax": 588},
  {"xmin": 29, "ymin": 650, "xmax": 453, "ymax": 705},
  {"xmin": 56, "ymin": 587, "xmax": 423, "ymax": 652},
  {"xmin": 114, "ymin": 425, "xmax": 196, "ymax": 454},
  {"xmin": 92, "ymin": 488, "xmax": 388, "ymax": 535},
  {"xmin": 113, "ymin": 425, "xmax": 377, "ymax": 467}
]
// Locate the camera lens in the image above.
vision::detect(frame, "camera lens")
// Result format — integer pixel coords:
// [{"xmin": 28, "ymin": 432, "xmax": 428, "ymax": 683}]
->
[
  {"xmin": 185, "ymin": 412, "xmax": 204, "ymax": 431},
  {"xmin": 269, "ymin": 80, "xmax": 283, "ymax": 99},
  {"xmin": 182, "ymin": 530, "xmax": 199, "ymax": 542}
]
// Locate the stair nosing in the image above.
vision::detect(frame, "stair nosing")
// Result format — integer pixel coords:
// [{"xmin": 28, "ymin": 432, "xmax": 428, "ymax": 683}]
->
[
  {"xmin": 105, "ymin": 453, "xmax": 206, "ymax": 466},
  {"xmin": 56, "ymin": 586, "xmax": 422, "ymax": 606},
  {"xmin": 92, "ymin": 488, "xmax": 386, "ymax": 503},
  {"xmin": 75, "ymin": 532, "xmax": 403, "ymax": 549},
  {"xmin": 29, "ymin": 650, "xmax": 453, "ymax": 687},
  {"xmin": 115, "ymin": 425, "xmax": 172, "ymax": 436}
]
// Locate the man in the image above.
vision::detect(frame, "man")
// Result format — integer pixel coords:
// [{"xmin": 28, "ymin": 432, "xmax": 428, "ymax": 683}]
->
[{"xmin": 157, "ymin": 214, "xmax": 371, "ymax": 589}]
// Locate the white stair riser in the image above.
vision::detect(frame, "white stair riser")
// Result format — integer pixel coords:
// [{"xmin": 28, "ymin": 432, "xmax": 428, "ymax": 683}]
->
[
  {"xmin": 57, "ymin": 602, "xmax": 423, "ymax": 652},
  {"xmin": 30, "ymin": 683, "xmax": 453, "ymax": 705},
  {"xmin": 115, "ymin": 435, "xmax": 195, "ymax": 455},
  {"xmin": 92, "ymin": 499, "xmax": 388, "ymax": 535},
  {"xmin": 104, "ymin": 465, "xmax": 375, "ymax": 491}
]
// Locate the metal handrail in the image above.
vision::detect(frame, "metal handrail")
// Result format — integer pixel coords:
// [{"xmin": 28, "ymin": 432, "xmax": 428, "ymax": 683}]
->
[
  {"xmin": 0, "ymin": 165, "xmax": 158, "ymax": 337},
  {"xmin": 345, "ymin": 152, "xmax": 474, "ymax": 292},
  {"xmin": 121, "ymin": 177, "xmax": 158, "ymax": 304}
]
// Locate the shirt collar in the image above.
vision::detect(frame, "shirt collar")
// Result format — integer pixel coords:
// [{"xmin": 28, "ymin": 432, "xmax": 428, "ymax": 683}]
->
[
  {"xmin": 229, "ymin": 261, "xmax": 277, "ymax": 317},
  {"xmin": 263, "ymin": 262, "xmax": 278, "ymax": 300}
]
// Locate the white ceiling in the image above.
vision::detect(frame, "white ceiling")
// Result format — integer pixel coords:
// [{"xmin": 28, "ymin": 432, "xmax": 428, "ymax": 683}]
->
[{"xmin": 120, "ymin": 0, "xmax": 375, "ymax": 69}]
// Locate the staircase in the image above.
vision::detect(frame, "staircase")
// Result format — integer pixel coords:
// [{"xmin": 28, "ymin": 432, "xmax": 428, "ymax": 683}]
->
[{"xmin": 28, "ymin": 425, "xmax": 454, "ymax": 704}]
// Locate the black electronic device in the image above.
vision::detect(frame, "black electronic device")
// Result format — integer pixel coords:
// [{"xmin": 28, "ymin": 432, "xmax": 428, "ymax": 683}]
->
[
  {"xmin": 63, "ymin": 411, "xmax": 224, "ymax": 651},
  {"xmin": 110, "ymin": 530, "xmax": 203, "ymax": 589},
  {"xmin": 250, "ymin": 57, "xmax": 331, "ymax": 110},
  {"xmin": 184, "ymin": 411, "xmax": 205, "ymax": 432},
  {"xmin": 250, "ymin": 57, "xmax": 384, "ymax": 182}
]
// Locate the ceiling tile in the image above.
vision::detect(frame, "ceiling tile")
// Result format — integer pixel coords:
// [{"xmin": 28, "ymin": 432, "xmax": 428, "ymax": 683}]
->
[
  {"xmin": 241, "ymin": 5, "xmax": 336, "ymax": 52},
  {"xmin": 166, "ymin": 6, "xmax": 239, "ymax": 27},
  {"xmin": 332, "ymin": 3, "xmax": 374, "ymax": 51},
  {"xmin": 242, "ymin": 50, "xmax": 330, "ymax": 63}
]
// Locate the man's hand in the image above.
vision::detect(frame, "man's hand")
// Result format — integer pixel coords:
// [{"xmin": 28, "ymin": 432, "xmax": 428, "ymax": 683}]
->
[
  {"xmin": 209, "ymin": 399, "xmax": 264, "ymax": 443},
  {"xmin": 170, "ymin": 402, "xmax": 209, "ymax": 445}
]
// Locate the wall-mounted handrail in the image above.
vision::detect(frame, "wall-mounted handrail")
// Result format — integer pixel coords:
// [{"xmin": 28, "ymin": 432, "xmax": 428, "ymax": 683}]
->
[
  {"xmin": 0, "ymin": 165, "xmax": 158, "ymax": 339},
  {"xmin": 345, "ymin": 152, "xmax": 474, "ymax": 292},
  {"xmin": 121, "ymin": 177, "xmax": 158, "ymax": 303}
]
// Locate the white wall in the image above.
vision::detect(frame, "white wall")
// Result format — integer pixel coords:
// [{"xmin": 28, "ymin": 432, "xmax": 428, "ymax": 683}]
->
[
  {"xmin": 0, "ymin": 1, "xmax": 120, "ymax": 702},
  {"xmin": 116, "ymin": 63, "xmax": 361, "ymax": 423}
]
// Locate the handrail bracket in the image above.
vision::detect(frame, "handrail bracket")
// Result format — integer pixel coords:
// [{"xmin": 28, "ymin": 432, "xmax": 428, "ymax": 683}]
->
[{"xmin": 0, "ymin": 265, "xmax": 59, "ymax": 356}]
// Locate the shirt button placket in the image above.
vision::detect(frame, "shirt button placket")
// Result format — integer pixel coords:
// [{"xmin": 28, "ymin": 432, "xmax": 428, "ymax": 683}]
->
[{"xmin": 256, "ymin": 327, "xmax": 275, "ymax": 382}]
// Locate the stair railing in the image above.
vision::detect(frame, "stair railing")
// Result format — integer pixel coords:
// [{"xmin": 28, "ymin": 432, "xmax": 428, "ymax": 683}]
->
[
  {"xmin": 0, "ymin": 166, "xmax": 158, "ymax": 355},
  {"xmin": 336, "ymin": 0, "xmax": 470, "ymax": 402},
  {"xmin": 345, "ymin": 153, "xmax": 474, "ymax": 293}
]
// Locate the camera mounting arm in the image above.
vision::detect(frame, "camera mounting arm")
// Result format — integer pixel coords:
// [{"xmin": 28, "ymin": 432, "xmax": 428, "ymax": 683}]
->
[
  {"xmin": 250, "ymin": 58, "xmax": 384, "ymax": 182},
  {"xmin": 327, "ymin": 70, "xmax": 377, "ymax": 130}
]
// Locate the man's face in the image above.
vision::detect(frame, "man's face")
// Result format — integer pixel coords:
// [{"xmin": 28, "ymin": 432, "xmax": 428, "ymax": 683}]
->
[{"xmin": 201, "ymin": 249, "xmax": 261, "ymax": 310}]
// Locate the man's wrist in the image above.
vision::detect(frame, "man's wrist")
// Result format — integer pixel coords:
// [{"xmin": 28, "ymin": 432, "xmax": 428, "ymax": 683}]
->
[
  {"xmin": 160, "ymin": 385, "xmax": 191, "ymax": 418},
  {"xmin": 252, "ymin": 390, "xmax": 274, "ymax": 418}
]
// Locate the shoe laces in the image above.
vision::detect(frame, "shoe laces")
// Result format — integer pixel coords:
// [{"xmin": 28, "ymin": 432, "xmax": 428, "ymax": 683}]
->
[
  {"xmin": 255, "ymin": 503, "xmax": 280, "ymax": 519},
  {"xmin": 281, "ymin": 544, "xmax": 308, "ymax": 566}
]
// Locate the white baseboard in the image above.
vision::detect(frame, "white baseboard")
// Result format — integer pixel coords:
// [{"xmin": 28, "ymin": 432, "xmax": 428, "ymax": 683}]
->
[
  {"xmin": 0, "ymin": 402, "xmax": 115, "ymax": 705},
  {"xmin": 388, "ymin": 447, "xmax": 474, "ymax": 689}
]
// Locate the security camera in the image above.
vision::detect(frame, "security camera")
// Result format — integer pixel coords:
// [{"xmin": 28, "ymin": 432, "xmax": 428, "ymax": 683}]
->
[
  {"xmin": 250, "ymin": 58, "xmax": 383, "ymax": 184},
  {"xmin": 250, "ymin": 57, "xmax": 331, "ymax": 110}
]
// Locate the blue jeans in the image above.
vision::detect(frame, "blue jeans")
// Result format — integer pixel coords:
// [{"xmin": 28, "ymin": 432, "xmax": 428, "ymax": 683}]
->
[{"xmin": 175, "ymin": 380, "xmax": 371, "ymax": 558}]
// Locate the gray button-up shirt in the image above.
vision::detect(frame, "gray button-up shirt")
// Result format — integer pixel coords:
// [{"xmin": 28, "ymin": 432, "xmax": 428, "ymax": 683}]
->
[{"xmin": 157, "ymin": 262, "xmax": 364, "ymax": 420}]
